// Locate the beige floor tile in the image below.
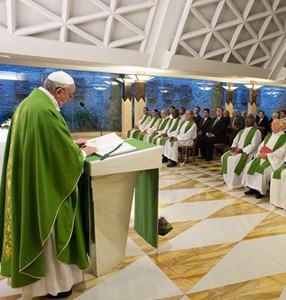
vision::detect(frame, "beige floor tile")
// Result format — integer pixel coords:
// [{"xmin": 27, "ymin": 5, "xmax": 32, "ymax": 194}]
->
[
  {"xmin": 188, "ymin": 273, "xmax": 286, "ymax": 300},
  {"xmin": 149, "ymin": 242, "xmax": 237, "ymax": 293},
  {"xmin": 208, "ymin": 199, "xmax": 268, "ymax": 218},
  {"xmin": 244, "ymin": 212, "xmax": 286, "ymax": 240},
  {"xmin": 161, "ymin": 179, "xmax": 209, "ymax": 190},
  {"xmin": 181, "ymin": 188, "xmax": 237, "ymax": 202}
]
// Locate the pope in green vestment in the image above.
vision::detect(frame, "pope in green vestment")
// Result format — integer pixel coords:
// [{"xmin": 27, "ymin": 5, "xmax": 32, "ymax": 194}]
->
[{"xmin": 0, "ymin": 72, "xmax": 95, "ymax": 294}]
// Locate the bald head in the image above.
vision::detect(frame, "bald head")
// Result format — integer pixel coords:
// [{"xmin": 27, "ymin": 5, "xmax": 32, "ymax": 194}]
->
[
  {"xmin": 161, "ymin": 109, "xmax": 168, "ymax": 119},
  {"xmin": 271, "ymin": 118, "xmax": 285, "ymax": 134}
]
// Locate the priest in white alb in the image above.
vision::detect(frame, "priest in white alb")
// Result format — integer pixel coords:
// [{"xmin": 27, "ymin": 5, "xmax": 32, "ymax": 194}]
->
[
  {"xmin": 155, "ymin": 109, "xmax": 183, "ymax": 147},
  {"xmin": 148, "ymin": 109, "xmax": 170, "ymax": 144},
  {"xmin": 127, "ymin": 107, "xmax": 151, "ymax": 139},
  {"xmin": 221, "ymin": 114, "xmax": 261, "ymax": 188},
  {"xmin": 243, "ymin": 118, "xmax": 286, "ymax": 199},
  {"xmin": 136, "ymin": 108, "xmax": 161, "ymax": 142},
  {"xmin": 163, "ymin": 110, "xmax": 197, "ymax": 167},
  {"xmin": 270, "ymin": 152, "xmax": 286, "ymax": 209}
]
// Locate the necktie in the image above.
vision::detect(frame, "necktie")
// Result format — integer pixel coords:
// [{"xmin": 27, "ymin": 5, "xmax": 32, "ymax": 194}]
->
[{"xmin": 212, "ymin": 118, "xmax": 218, "ymax": 128}]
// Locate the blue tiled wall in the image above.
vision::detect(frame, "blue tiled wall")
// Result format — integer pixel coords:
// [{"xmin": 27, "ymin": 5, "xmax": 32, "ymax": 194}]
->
[
  {"xmin": 146, "ymin": 77, "xmax": 215, "ymax": 115},
  {"xmin": 1, "ymin": 64, "xmax": 286, "ymax": 131}
]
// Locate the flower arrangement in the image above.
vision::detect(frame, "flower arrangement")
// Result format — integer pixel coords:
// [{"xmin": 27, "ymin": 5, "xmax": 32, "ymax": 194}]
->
[
  {"xmin": 1, "ymin": 119, "xmax": 11, "ymax": 129},
  {"xmin": 158, "ymin": 216, "xmax": 173, "ymax": 236}
]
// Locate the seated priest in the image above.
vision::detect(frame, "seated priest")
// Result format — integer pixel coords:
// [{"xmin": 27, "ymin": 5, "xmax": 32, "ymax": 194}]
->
[
  {"xmin": 136, "ymin": 108, "xmax": 161, "ymax": 141},
  {"xmin": 127, "ymin": 106, "xmax": 151, "ymax": 138},
  {"xmin": 155, "ymin": 109, "xmax": 183, "ymax": 147},
  {"xmin": 221, "ymin": 114, "xmax": 261, "ymax": 188},
  {"xmin": 163, "ymin": 110, "xmax": 197, "ymax": 167},
  {"xmin": 244, "ymin": 118, "xmax": 286, "ymax": 199},
  {"xmin": 148, "ymin": 109, "xmax": 170, "ymax": 143},
  {"xmin": 270, "ymin": 152, "xmax": 286, "ymax": 209}
]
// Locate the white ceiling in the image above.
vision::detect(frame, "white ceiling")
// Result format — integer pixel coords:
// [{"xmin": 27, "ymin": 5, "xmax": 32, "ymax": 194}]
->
[{"xmin": 1, "ymin": 0, "xmax": 286, "ymax": 85}]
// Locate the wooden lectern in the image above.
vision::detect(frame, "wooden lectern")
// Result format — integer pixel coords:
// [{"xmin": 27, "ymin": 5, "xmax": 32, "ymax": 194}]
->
[{"xmin": 85, "ymin": 140, "xmax": 162, "ymax": 276}]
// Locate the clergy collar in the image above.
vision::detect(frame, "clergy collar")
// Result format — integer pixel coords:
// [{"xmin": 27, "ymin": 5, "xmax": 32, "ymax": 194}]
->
[{"xmin": 39, "ymin": 86, "xmax": 60, "ymax": 111}]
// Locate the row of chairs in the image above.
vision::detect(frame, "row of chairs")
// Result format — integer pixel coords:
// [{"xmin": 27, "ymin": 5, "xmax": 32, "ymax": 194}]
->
[{"xmin": 178, "ymin": 138, "xmax": 227, "ymax": 165}]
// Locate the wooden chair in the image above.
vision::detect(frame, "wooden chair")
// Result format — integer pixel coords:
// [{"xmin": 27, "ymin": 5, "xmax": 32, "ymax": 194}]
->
[
  {"xmin": 178, "ymin": 137, "xmax": 197, "ymax": 164},
  {"xmin": 213, "ymin": 143, "xmax": 228, "ymax": 159}
]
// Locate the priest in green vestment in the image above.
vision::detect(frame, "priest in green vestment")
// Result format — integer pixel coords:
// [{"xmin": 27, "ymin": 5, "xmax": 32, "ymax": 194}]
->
[
  {"xmin": 243, "ymin": 118, "xmax": 286, "ymax": 199},
  {"xmin": 0, "ymin": 71, "xmax": 97, "ymax": 299},
  {"xmin": 221, "ymin": 114, "xmax": 261, "ymax": 188},
  {"xmin": 163, "ymin": 110, "xmax": 197, "ymax": 167}
]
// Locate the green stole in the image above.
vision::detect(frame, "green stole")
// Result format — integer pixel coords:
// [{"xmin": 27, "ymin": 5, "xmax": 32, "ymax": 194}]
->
[
  {"xmin": 133, "ymin": 115, "xmax": 149, "ymax": 139},
  {"xmin": 127, "ymin": 114, "xmax": 149, "ymax": 138},
  {"xmin": 139, "ymin": 114, "xmax": 149, "ymax": 125},
  {"xmin": 273, "ymin": 165, "xmax": 286, "ymax": 179},
  {"xmin": 0, "ymin": 89, "xmax": 89, "ymax": 288},
  {"xmin": 160, "ymin": 118, "xmax": 181, "ymax": 146},
  {"xmin": 137, "ymin": 116, "xmax": 160, "ymax": 141},
  {"xmin": 247, "ymin": 133, "xmax": 286, "ymax": 175},
  {"xmin": 151, "ymin": 117, "xmax": 171, "ymax": 144},
  {"xmin": 222, "ymin": 127, "xmax": 258, "ymax": 175},
  {"xmin": 170, "ymin": 120, "xmax": 194, "ymax": 147}
]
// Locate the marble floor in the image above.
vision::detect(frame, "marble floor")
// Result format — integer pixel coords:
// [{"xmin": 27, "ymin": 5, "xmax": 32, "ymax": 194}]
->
[{"xmin": 2, "ymin": 159, "xmax": 286, "ymax": 299}]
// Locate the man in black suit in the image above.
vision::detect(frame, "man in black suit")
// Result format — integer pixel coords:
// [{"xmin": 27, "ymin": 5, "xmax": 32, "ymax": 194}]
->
[
  {"xmin": 200, "ymin": 107, "xmax": 227, "ymax": 161},
  {"xmin": 196, "ymin": 108, "xmax": 212, "ymax": 156},
  {"xmin": 226, "ymin": 109, "xmax": 245, "ymax": 145},
  {"xmin": 256, "ymin": 109, "xmax": 269, "ymax": 138},
  {"xmin": 193, "ymin": 106, "xmax": 202, "ymax": 127}
]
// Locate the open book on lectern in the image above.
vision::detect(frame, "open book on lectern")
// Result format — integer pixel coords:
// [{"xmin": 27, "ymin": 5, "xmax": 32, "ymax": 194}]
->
[{"xmin": 85, "ymin": 132, "xmax": 137, "ymax": 159}]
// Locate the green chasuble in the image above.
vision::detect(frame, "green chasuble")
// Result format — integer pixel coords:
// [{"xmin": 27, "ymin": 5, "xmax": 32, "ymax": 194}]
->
[{"xmin": 0, "ymin": 88, "xmax": 89, "ymax": 288}]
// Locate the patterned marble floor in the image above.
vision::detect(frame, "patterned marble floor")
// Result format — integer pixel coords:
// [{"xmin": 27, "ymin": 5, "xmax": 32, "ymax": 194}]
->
[{"xmin": 2, "ymin": 159, "xmax": 286, "ymax": 299}]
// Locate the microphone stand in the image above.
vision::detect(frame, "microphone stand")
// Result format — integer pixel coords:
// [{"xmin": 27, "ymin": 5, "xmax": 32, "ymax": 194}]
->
[{"xmin": 79, "ymin": 102, "xmax": 102, "ymax": 136}]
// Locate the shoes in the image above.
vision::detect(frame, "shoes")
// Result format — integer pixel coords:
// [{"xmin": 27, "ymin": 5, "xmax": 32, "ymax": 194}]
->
[
  {"xmin": 255, "ymin": 192, "xmax": 264, "ymax": 199},
  {"xmin": 198, "ymin": 156, "xmax": 205, "ymax": 159},
  {"xmin": 205, "ymin": 158, "xmax": 212, "ymax": 162},
  {"xmin": 167, "ymin": 160, "xmax": 177, "ymax": 167},
  {"xmin": 47, "ymin": 289, "xmax": 72, "ymax": 298},
  {"xmin": 162, "ymin": 155, "xmax": 168, "ymax": 163},
  {"xmin": 244, "ymin": 188, "xmax": 258, "ymax": 195}
]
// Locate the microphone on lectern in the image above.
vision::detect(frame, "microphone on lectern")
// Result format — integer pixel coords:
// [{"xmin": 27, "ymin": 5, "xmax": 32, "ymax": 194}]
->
[{"xmin": 79, "ymin": 102, "xmax": 102, "ymax": 136}]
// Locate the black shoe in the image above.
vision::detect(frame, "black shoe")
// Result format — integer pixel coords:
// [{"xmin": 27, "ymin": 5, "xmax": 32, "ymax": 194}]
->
[
  {"xmin": 244, "ymin": 188, "xmax": 258, "ymax": 195},
  {"xmin": 162, "ymin": 155, "xmax": 168, "ymax": 163},
  {"xmin": 167, "ymin": 160, "xmax": 177, "ymax": 167},
  {"xmin": 205, "ymin": 158, "xmax": 212, "ymax": 162},
  {"xmin": 47, "ymin": 289, "xmax": 72, "ymax": 299},
  {"xmin": 255, "ymin": 192, "xmax": 264, "ymax": 199}
]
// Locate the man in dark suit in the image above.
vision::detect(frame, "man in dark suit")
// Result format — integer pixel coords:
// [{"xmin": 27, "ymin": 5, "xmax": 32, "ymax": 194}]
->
[
  {"xmin": 196, "ymin": 108, "xmax": 212, "ymax": 156},
  {"xmin": 193, "ymin": 106, "xmax": 202, "ymax": 127},
  {"xmin": 200, "ymin": 107, "xmax": 228, "ymax": 161},
  {"xmin": 256, "ymin": 109, "xmax": 269, "ymax": 138},
  {"xmin": 226, "ymin": 109, "xmax": 245, "ymax": 145}
]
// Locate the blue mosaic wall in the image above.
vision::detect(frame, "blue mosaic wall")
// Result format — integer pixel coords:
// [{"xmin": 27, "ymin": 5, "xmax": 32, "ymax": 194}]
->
[
  {"xmin": 1, "ymin": 64, "xmax": 286, "ymax": 131},
  {"xmin": 0, "ymin": 65, "xmax": 121, "ymax": 132},
  {"xmin": 146, "ymin": 77, "xmax": 216, "ymax": 115}
]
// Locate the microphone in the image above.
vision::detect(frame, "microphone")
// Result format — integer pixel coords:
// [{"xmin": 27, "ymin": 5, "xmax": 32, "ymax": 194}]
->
[
  {"xmin": 79, "ymin": 102, "xmax": 102, "ymax": 136},
  {"xmin": 79, "ymin": 101, "xmax": 87, "ymax": 110}
]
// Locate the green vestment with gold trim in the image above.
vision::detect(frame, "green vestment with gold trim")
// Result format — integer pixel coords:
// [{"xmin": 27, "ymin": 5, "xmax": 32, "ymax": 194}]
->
[{"xmin": 0, "ymin": 88, "xmax": 89, "ymax": 288}]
